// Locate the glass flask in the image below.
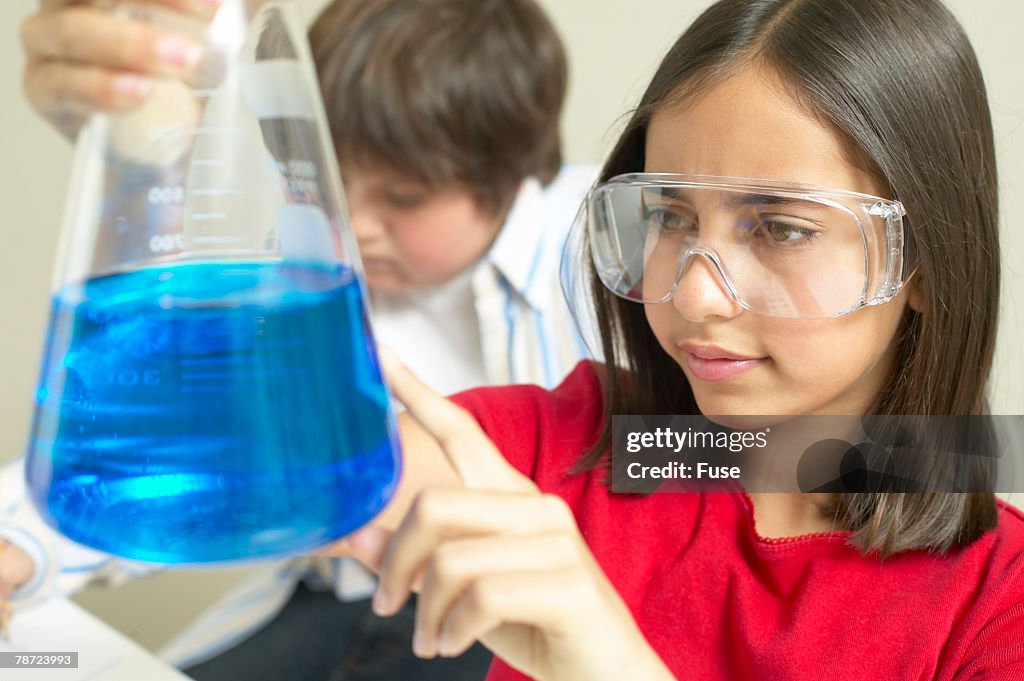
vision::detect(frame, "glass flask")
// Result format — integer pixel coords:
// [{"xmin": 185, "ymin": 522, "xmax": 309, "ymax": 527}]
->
[{"xmin": 24, "ymin": 0, "xmax": 400, "ymax": 564}]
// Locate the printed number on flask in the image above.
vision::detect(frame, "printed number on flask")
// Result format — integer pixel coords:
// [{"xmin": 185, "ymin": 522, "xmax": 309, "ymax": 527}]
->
[
  {"xmin": 148, "ymin": 186, "xmax": 185, "ymax": 205},
  {"xmin": 149, "ymin": 234, "xmax": 186, "ymax": 253},
  {"xmin": 93, "ymin": 369, "xmax": 163, "ymax": 388}
]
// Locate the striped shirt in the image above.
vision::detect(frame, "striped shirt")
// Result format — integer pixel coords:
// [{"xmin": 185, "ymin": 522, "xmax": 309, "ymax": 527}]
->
[
  {"xmin": 471, "ymin": 166, "xmax": 597, "ymax": 387},
  {"xmin": 0, "ymin": 164, "xmax": 597, "ymax": 668}
]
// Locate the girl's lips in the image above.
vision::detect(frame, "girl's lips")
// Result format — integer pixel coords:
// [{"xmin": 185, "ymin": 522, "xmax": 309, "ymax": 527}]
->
[
  {"xmin": 684, "ymin": 353, "xmax": 766, "ymax": 382},
  {"xmin": 678, "ymin": 342, "xmax": 767, "ymax": 382}
]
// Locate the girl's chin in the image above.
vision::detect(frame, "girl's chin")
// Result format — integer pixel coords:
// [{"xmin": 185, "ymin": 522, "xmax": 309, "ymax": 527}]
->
[
  {"xmin": 690, "ymin": 385, "xmax": 783, "ymax": 424},
  {"xmin": 699, "ymin": 413, "xmax": 787, "ymax": 431}
]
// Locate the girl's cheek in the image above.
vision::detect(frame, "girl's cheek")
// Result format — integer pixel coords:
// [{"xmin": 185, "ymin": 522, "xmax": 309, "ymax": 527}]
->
[
  {"xmin": 755, "ymin": 320, "xmax": 840, "ymax": 380},
  {"xmin": 644, "ymin": 305, "xmax": 681, "ymax": 357},
  {"xmin": 768, "ymin": 317, "xmax": 900, "ymax": 401}
]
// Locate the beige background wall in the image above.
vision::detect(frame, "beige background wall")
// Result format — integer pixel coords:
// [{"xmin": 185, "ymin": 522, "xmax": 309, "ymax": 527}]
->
[{"xmin": 2, "ymin": 0, "xmax": 1022, "ymax": 653}]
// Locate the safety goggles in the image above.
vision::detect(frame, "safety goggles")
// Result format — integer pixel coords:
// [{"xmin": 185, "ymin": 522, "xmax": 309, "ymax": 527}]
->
[{"xmin": 585, "ymin": 173, "xmax": 913, "ymax": 319}]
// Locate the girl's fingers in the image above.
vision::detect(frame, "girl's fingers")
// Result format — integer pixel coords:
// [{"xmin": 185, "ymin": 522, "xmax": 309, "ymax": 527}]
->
[
  {"xmin": 412, "ymin": 533, "xmax": 582, "ymax": 658},
  {"xmin": 312, "ymin": 527, "xmax": 394, "ymax": 575},
  {"xmin": 311, "ymin": 537, "xmax": 352, "ymax": 558},
  {"xmin": 22, "ymin": 7, "xmax": 203, "ymax": 77},
  {"xmin": 343, "ymin": 526, "xmax": 393, "ymax": 572},
  {"xmin": 436, "ymin": 570, "xmax": 583, "ymax": 658},
  {"xmin": 378, "ymin": 348, "xmax": 535, "ymax": 493},
  {"xmin": 374, "ymin": 488, "xmax": 577, "ymax": 616}
]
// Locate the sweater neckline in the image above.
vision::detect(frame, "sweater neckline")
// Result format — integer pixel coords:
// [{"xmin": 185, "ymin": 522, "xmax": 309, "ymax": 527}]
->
[{"xmin": 732, "ymin": 488, "xmax": 853, "ymax": 551}]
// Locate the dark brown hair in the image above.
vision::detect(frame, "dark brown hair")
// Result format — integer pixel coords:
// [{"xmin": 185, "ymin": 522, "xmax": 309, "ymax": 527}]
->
[
  {"xmin": 574, "ymin": 0, "xmax": 1001, "ymax": 556},
  {"xmin": 308, "ymin": 0, "xmax": 567, "ymax": 216}
]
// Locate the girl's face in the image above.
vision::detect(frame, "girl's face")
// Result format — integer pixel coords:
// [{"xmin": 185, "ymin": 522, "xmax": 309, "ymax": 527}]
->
[{"xmin": 644, "ymin": 65, "xmax": 915, "ymax": 417}]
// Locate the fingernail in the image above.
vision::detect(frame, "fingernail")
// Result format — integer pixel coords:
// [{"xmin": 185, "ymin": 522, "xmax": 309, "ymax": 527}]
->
[
  {"xmin": 114, "ymin": 74, "xmax": 153, "ymax": 99},
  {"xmin": 438, "ymin": 634, "xmax": 455, "ymax": 657},
  {"xmin": 156, "ymin": 36, "xmax": 202, "ymax": 68},
  {"xmin": 412, "ymin": 631, "xmax": 436, "ymax": 658},
  {"xmin": 371, "ymin": 589, "xmax": 390, "ymax": 616}
]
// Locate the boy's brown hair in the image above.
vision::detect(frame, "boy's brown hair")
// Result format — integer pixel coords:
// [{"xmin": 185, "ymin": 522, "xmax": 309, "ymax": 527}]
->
[{"xmin": 309, "ymin": 0, "xmax": 567, "ymax": 216}]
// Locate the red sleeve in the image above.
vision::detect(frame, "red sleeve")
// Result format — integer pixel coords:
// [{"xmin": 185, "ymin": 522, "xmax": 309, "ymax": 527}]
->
[
  {"xmin": 447, "ymin": 361, "xmax": 605, "ymax": 484},
  {"xmin": 953, "ymin": 600, "xmax": 1024, "ymax": 679},
  {"xmin": 952, "ymin": 503, "xmax": 1024, "ymax": 680}
]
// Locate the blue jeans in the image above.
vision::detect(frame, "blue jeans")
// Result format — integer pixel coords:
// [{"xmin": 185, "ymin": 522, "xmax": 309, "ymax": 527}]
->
[{"xmin": 182, "ymin": 583, "xmax": 493, "ymax": 681}]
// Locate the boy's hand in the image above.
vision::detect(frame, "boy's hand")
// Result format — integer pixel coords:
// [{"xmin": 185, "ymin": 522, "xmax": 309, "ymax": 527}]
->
[
  {"xmin": 20, "ymin": 0, "xmax": 221, "ymax": 140},
  {"xmin": 0, "ymin": 539, "xmax": 33, "ymax": 642},
  {"xmin": 0, "ymin": 539, "xmax": 34, "ymax": 601},
  {"xmin": 349, "ymin": 351, "xmax": 676, "ymax": 681}
]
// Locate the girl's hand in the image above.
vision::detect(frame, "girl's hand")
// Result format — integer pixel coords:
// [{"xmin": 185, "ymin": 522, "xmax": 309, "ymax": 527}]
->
[
  {"xmin": 351, "ymin": 351, "xmax": 676, "ymax": 681},
  {"xmin": 20, "ymin": 0, "xmax": 220, "ymax": 140}
]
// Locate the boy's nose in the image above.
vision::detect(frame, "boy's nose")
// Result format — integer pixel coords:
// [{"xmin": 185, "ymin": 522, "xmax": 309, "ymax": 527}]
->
[
  {"xmin": 350, "ymin": 207, "xmax": 387, "ymax": 244},
  {"xmin": 671, "ymin": 248, "xmax": 744, "ymax": 322}
]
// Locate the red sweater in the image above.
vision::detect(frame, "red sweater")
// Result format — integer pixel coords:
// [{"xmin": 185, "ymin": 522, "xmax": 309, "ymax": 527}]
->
[{"xmin": 449, "ymin": 361, "xmax": 1024, "ymax": 681}]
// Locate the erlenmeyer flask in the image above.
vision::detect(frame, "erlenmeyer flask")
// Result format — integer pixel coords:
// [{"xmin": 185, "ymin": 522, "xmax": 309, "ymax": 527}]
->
[{"xmin": 24, "ymin": 0, "xmax": 400, "ymax": 563}]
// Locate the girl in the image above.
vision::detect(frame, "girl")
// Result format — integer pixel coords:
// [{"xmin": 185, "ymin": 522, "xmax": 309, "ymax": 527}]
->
[{"xmin": 343, "ymin": 0, "xmax": 1023, "ymax": 679}]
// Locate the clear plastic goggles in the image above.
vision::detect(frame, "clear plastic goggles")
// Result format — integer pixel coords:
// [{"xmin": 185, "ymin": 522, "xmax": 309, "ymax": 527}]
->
[{"xmin": 585, "ymin": 173, "xmax": 912, "ymax": 319}]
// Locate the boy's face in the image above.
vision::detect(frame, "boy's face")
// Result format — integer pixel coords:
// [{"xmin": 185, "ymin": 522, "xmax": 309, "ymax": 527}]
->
[{"xmin": 342, "ymin": 165, "xmax": 505, "ymax": 292}]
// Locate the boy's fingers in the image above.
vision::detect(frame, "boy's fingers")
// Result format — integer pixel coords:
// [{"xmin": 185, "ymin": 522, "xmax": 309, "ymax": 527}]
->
[
  {"xmin": 22, "ymin": 7, "xmax": 203, "ymax": 77},
  {"xmin": 379, "ymin": 348, "xmax": 534, "ymax": 493},
  {"xmin": 24, "ymin": 61, "xmax": 153, "ymax": 120},
  {"xmin": 40, "ymin": 0, "xmax": 223, "ymax": 19}
]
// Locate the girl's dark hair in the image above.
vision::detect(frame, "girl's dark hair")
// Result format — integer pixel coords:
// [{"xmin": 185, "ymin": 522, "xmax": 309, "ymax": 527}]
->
[
  {"xmin": 576, "ymin": 0, "xmax": 1001, "ymax": 555},
  {"xmin": 309, "ymin": 0, "xmax": 567, "ymax": 216}
]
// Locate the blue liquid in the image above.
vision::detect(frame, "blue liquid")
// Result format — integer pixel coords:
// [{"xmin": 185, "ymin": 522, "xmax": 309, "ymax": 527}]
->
[{"xmin": 26, "ymin": 262, "xmax": 400, "ymax": 563}]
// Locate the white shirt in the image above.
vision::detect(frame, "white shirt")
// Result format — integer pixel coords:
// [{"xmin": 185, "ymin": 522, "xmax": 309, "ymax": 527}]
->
[
  {"xmin": 374, "ymin": 164, "xmax": 597, "ymax": 393},
  {"xmin": 0, "ymin": 164, "xmax": 598, "ymax": 668},
  {"xmin": 373, "ymin": 265, "xmax": 487, "ymax": 396}
]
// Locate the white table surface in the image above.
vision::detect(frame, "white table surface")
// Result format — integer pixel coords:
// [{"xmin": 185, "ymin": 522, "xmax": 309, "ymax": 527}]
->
[{"xmin": 0, "ymin": 596, "xmax": 191, "ymax": 681}]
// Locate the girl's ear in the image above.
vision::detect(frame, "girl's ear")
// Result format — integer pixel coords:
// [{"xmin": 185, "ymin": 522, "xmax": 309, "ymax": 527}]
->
[{"xmin": 908, "ymin": 276, "xmax": 926, "ymax": 313}]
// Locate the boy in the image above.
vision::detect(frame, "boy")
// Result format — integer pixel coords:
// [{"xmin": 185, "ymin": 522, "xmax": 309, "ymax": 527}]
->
[
  {"xmin": 310, "ymin": 0, "xmax": 593, "ymax": 394},
  {"xmin": 5, "ymin": 0, "xmax": 594, "ymax": 678}
]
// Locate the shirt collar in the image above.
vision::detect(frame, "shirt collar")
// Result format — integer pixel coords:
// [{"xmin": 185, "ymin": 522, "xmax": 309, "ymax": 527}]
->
[{"xmin": 481, "ymin": 177, "xmax": 548, "ymax": 309}]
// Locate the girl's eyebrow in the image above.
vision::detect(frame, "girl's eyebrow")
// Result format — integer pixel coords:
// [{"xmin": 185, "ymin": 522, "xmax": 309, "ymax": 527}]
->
[
  {"xmin": 728, "ymin": 193, "xmax": 802, "ymax": 207},
  {"xmin": 657, "ymin": 186, "xmax": 826, "ymax": 211}
]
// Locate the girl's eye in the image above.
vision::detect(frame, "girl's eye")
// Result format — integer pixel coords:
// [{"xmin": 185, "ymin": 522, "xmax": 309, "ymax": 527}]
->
[
  {"xmin": 643, "ymin": 205, "xmax": 695, "ymax": 233},
  {"xmin": 755, "ymin": 217, "xmax": 820, "ymax": 246}
]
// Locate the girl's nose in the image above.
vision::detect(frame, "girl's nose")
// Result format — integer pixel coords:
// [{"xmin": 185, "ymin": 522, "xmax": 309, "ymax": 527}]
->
[{"xmin": 671, "ymin": 249, "xmax": 744, "ymax": 322}]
